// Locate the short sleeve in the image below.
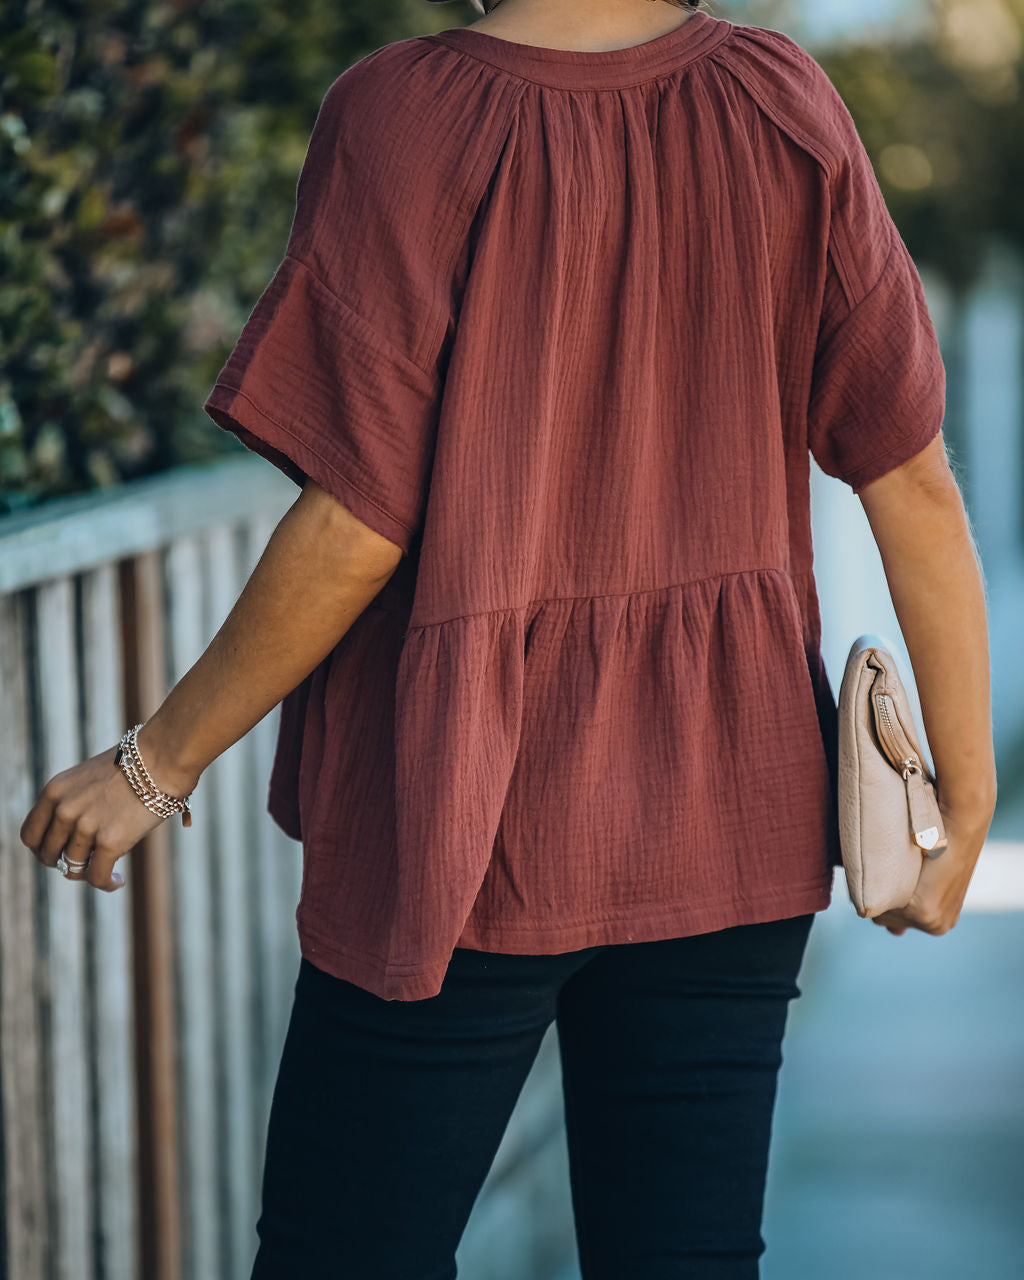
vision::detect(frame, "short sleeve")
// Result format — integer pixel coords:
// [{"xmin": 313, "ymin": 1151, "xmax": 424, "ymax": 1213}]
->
[
  {"xmin": 806, "ymin": 72, "xmax": 946, "ymax": 493},
  {"xmin": 203, "ymin": 49, "xmax": 461, "ymax": 555}
]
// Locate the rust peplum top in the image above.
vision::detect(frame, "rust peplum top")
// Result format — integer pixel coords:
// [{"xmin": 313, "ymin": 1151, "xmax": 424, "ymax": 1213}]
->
[{"xmin": 203, "ymin": 11, "xmax": 946, "ymax": 999}]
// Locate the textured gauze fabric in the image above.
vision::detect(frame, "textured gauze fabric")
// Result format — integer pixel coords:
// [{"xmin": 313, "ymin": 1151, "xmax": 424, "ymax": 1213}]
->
[{"xmin": 203, "ymin": 10, "xmax": 947, "ymax": 1000}]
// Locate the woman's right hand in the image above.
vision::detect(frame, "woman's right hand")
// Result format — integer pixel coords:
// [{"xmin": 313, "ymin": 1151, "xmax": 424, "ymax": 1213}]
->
[{"xmin": 869, "ymin": 797, "xmax": 996, "ymax": 937}]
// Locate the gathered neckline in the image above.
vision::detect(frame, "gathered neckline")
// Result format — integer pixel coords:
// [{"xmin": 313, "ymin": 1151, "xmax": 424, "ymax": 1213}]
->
[{"xmin": 425, "ymin": 11, "xmax": 732, "ymax": 89}]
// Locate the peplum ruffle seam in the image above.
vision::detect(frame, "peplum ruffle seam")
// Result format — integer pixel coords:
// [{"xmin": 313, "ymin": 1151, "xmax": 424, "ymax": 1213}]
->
[{"xmin": 403, "ymin": 563, "xmax": 802, "ymax": 631}]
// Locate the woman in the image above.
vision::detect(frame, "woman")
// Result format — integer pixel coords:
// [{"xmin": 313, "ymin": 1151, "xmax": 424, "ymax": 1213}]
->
[{"xmin": 20, "ymin": 0, "xmax": 997, "ymax": 1275}]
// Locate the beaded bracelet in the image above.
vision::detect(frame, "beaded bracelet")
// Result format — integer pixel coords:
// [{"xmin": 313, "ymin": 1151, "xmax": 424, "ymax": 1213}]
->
[{"xmin": 114, "ymin": 723, "xmax": 193, "ymax": 827}]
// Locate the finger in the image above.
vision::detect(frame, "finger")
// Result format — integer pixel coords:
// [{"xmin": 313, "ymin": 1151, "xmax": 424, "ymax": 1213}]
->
[
  {"xmin": 58, "ymin": 821, "xmax": 99, "ymax": 882},
  {"xmin": 19, "ymin": 805, "xmax": 50, "ymax": 853},
  {"xmin": 871, "ymin": 913, "xmax": 908, "ymax": 935},
  {"xmin": 38, "ymin": 800, "xmax": 79, "ymax": 868},
  {"xmin": 20, "ymin": 789, "xmax": 58, "ymax": 856},
  {"xmin": 85, "ymin": 842, "xmax": 126, "ymax": 893},
  {"xmin": 19, "ymin": 762, "xmax": 74, "ymax": 855}
]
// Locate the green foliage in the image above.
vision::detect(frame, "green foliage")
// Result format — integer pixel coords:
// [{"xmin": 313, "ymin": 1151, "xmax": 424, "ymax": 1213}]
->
[
  {"xmin": 0, "ymin": 0, "xmax": 474, "ymax": 513},
  {"xmin": 814, "ymin": 0, "xmax": 1024, "ymax": 291},
  {"xmin": 1, "ymin": 0, "xmax": 1020, "ymax": 510}
]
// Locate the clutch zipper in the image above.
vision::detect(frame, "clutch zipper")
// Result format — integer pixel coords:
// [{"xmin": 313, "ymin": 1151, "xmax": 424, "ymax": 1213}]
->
[
  {"xmin": 871, "ymin": 687, "xmax": 948, "ymax": 857},
  {"xmin": 874, "ymin": 691, "xmax": 924, "ymax": 779}
]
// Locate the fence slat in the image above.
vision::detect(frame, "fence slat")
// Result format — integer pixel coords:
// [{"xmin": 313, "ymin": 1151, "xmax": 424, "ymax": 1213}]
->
[
  {"xmin": 164, "ymin": 533, "xmax": 222, "ymax": 1280},
  {"xmin": 0, "ymin": 591, "xmax": 49, "ymax": 1280},
  {"xmin": 250, "ymin": 705, "xmax": 290, "ymax": 1096},
  {"xmin": 242, "ymin": 517, "xmax": 301, "ymax": 1117},
  {"xmin": 80, "ymin": 563, "xmax": 142, "ymax": 1280},
  {"xmin": 35, "ymin": 576, "xmax": 96, "ymax": 1280},
  {"xmin": 120, "ymin": 552, "xmax": 182, "ymax": 1280},
  {"xmin": 236, "ymin": 517, "xmax": 281, "ymax": 1190},
  {"xmin": 202, "ymin": 524, "xmax": 259, "ymax": 1279}
]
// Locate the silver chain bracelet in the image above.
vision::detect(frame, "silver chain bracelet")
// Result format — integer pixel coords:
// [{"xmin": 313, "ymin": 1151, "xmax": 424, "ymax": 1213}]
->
[{"xmin": 114, "ymin": 723, "xmax": 193, "ymax": 827}]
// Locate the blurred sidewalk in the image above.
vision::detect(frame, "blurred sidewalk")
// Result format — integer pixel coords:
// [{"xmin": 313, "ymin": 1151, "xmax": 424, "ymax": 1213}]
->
[{"xmin": 763, "ymin": 806, "xmax": 1024, "ymax": 1278}]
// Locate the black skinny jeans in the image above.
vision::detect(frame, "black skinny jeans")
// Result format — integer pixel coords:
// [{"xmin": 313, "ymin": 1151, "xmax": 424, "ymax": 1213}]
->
[{"xmin": 250, "ymin": 911, "xmax": 816, "ymax": 1280}]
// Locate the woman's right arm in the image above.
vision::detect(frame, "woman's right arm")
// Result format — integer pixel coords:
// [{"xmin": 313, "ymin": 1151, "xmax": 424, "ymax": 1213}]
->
[{"xmin": 856, "ymin": 431, "xmax": 998, "ymax": 936}]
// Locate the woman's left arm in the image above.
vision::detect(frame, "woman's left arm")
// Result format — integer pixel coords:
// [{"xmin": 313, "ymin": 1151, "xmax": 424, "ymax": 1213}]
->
[{"xmin": 19, "ymin": 479, "xmax": 403, "ymax": 890}]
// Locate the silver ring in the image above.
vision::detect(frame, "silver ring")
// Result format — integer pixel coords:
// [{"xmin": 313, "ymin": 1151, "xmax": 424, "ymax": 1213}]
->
[{"xmin": 56, "ymin": 852, "xmax": 91, "ymax": 875}]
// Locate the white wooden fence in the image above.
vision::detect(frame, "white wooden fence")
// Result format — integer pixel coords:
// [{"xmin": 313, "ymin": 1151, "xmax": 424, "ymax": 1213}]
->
[{"xmin": 0, "ymin": 456, "xmax": 576, "ymax": 1280}]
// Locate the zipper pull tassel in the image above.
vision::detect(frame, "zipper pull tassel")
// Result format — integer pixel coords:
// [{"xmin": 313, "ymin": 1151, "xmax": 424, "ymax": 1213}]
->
[{"xmin": 902, "ymin": 763, "xmax": 948, "ymax": 857}]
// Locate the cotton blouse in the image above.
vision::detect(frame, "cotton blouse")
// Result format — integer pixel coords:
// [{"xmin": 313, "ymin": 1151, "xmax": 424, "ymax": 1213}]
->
[{"xmin": 203, "ymin": 10, "xmax": 946, "ymax": 1000}]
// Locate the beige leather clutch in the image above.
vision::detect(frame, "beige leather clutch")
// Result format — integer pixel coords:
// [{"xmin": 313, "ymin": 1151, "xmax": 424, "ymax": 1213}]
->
[{"xmin": 837, "ymin": 633, "xmax": 948, "ymax": 918}]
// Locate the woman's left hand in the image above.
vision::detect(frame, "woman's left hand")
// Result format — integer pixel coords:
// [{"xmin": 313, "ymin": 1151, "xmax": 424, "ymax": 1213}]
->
[
  {"xmin": 869, "ymin": 797, "xmax": 992, "ymax": 936},
  {"xmin": 19, "ymin": 743, "xmax": 169, "ymax": 891}
]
